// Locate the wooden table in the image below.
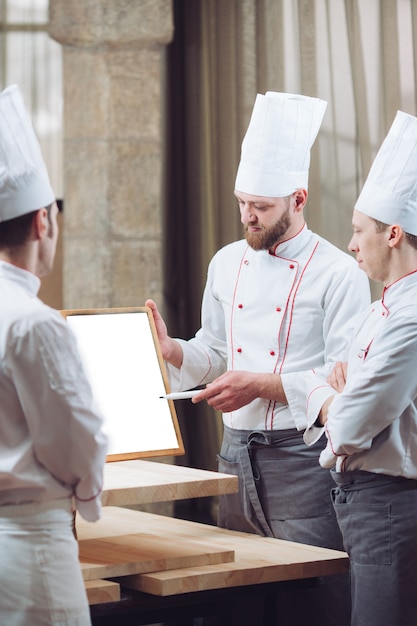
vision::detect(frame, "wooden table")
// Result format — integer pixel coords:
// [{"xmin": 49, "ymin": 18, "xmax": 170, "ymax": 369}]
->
[
  {"xmin": 101, "ymin": 459, "xmax": 239, "ymax": 506},
  {"xmin": 78, "ymin": 506, "xmax": 348, "ymax": 594},
  {"xmin": 81, "ymin": 460, "xmax": 239, "ymax": 604},
  {"xmin": 78, "ymin": 461, "xmax": 349, "ymax": 625}
]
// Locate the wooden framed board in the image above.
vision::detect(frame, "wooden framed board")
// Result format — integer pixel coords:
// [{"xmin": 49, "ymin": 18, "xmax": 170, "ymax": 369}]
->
[{"xmin": 61, "ymin": 307, "xmax": 184, "ymax": 462}]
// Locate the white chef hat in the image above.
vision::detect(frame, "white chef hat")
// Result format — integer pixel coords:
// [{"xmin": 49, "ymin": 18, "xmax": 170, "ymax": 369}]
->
[
  {"xmin": 234, "ymin": 91, "xmax": 327, "ymax": 197},
  {"xmin": 355, "ymin": 110, "xmax": 417, "ymax": 236},
  {"xmin": 0, "ymin": 84, "xmax": 55, "ymax": 223}
]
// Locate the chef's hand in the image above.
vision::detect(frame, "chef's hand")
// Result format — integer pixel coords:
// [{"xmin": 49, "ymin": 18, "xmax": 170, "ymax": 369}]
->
[
  {"xmin": 145, "ymin": 299, "xmax": 183, "ymax": 368},
  {"xmin": 317, "ymin": 395, "xmax": 334, "ymax": 426},
  {"xmin": 327, "ymin": 361, "xmax": 348, "ymax": 393},
  {"xmin": 192, "ymin": 370, "xmax": 285, "ymax": 412}
]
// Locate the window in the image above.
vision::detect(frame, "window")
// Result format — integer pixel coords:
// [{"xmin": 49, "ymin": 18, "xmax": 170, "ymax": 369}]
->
[{"xmin": 0, "ymin": 0, "xmax": 63, "ymax": 196}]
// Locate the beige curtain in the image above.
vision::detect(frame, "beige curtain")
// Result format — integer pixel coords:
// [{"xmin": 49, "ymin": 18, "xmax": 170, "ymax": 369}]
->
[
  {"xmin": 0, "ymin": 0, "xmax": 63, "ymax": 196},
  {"xmin": 164, "ymin": 0, "xmax": 417, "ymax": 523},
  {"xmin": 0, "ymin": 0, "xmax": 63, "ymax": 308}
]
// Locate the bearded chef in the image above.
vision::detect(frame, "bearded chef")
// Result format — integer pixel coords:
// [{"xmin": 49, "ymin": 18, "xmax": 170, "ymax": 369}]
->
[{"xmin": 146, "ymin": 91, "xmax": 371, "ymax": 626}]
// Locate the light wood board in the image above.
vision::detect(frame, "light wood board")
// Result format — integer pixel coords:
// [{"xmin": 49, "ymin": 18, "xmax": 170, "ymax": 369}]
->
[
  {"xmin": 101, "ymin": 460, "xmax": 238, "ymax": 506},
  {"xmin": 79, "ymin": 531, "xmax": 234, "ymax": 581},
  {"xmin": 78, "ymin": 507, "xmax": 349, "ymax": 597},
  {"xmin": 85, "ymin": 580, "xmax": 120, "ymax": 605}
]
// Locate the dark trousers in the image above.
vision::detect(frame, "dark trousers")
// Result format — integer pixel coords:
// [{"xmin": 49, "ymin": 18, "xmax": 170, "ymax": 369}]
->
[
  {"xmin": 217, "ymin": 425, "xmax": 351, "ymax": 626},
  {"xmin": 332, "ymin": 469, "xmax": 417, "ymax": 626}
]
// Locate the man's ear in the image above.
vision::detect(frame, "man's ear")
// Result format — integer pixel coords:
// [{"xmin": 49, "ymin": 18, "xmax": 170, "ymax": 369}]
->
[
  {"xmin": 387, "ymin": 224, "xmax": 403, "ymax": 247},
  {"xmin": 293, "ymin": 188, "xmax": 308, "ymax": 211},
  {"xmin": 33, "ymin": 208, "xmax": 48, "ymax": 240}
]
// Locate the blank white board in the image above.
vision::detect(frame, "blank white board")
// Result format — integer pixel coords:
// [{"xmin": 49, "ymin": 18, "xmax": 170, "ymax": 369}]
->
[{"xmin": 61, "ymin": 307, "xmax": 184, "ymax": 461}]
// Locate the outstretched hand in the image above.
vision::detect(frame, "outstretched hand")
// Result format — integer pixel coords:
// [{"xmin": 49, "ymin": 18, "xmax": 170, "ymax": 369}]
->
[{"xmin": 145, "ymin": 299, "xmax": 183, "ymax": 367}]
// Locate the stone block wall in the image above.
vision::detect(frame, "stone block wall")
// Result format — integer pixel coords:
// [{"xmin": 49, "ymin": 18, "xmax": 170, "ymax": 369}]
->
[{"xmin": 49, "ymin": 0, "xmax": 173, "ymax": 309}]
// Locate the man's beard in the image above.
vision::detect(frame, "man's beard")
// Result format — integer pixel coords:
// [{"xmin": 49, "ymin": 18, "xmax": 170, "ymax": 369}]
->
[{"xmin": 245, "ymin": 207, "xmax": 291, "ymax": 251}]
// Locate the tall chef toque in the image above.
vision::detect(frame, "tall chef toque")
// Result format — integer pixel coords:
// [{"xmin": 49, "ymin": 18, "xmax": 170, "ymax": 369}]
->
[
  {"xmin": 234, "ymin": 91, "xmax": 327, "ymax": 197},
  {"xmin": 355, "ymin": 110, "xmax": 417, "ymax": 236},
  {"xmin": 0, "ymin": 84, "xmax": 55, "ymax": 223}
]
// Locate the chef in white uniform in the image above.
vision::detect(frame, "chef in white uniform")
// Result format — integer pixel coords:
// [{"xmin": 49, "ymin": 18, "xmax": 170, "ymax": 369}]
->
[
  {"xmin": 306, "ymin": 110, "xmax": 417, "ymax": 626},
  {"xmin": 147, "ymin": 91, "xmax": 371, "ymax": 625},
  {"xmin": 0, "ymin": 85, "xmax": 107, "ymax": 625}
]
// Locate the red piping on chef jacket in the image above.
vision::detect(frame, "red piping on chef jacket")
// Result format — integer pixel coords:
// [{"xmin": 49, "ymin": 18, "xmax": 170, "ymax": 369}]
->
[
  {"xmin": 268, "ymin": 240, "xmax": 320, "ymax": 429},
  {"xmin": 229, "ymin": 249, "xmax": 247, "ymax": 373},
  {"xmin": 228, "ymin": 239, "xmax": 320, "ymax": 430}
]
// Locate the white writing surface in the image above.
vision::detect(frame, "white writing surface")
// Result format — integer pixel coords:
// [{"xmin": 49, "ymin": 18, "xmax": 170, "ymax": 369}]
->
[{"xmin": 63, "ymin": 308, "xmax": 184, "ymax": 461}]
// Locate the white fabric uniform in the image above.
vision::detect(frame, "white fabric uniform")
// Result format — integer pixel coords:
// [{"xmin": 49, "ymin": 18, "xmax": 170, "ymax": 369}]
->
[
  {"xmin": 0, "ymin": 500, "xmax": 92, "ymax": 626},
  {"xmin": 167, "ymin": 224, "xmax": 370, "ymax": 626},
  {"xmin": 168, "ymin": 225, "xmax": 371, "ymax": 431},
  {"xmin": 0, "ymin": 259, "xmax": 108, "ymax": 626},
  {"xmin": 308, "ymin": 270, "xmax": 417, "ymax": 476},
  {"xmin": 304, "ymin": 270, "xmax": 417, "ymax": 626},
  {"xmin": 0, "ymin": 260, "xmax": 107, "ymax": 519}
]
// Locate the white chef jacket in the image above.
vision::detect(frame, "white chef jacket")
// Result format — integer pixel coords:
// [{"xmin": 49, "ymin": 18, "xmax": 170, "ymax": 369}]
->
[
  {"xmin": 0, "ymin": 260, "xmax": 108, "ymax": 521},
  {"xmin": 168, "ymin": 225, "xmax": 371, "ymax": 431},
  {"xmin": 307, "ymin": 270, "xmax": 417, "ymax": 479}
]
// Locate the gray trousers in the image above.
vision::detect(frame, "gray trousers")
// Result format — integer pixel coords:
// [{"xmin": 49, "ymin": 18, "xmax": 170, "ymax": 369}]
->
[
  {"xmin": 332, "ymin": 469, "xmax": 417, "ymax": 626},
  {"xmin": 217, "ymin": 425, "xmax": 351, "ymax": 626}
]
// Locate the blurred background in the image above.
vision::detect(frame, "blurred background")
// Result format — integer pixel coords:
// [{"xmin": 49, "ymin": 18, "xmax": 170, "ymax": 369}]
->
[{"xmin": 1, "ymin": 0, "xmax": 415, "ymax": 523}]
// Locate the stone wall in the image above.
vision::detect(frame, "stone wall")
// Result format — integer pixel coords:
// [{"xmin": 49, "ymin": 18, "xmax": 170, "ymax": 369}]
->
[{"xmin": 48, "ymin": 0, "xmax": 173, "ymax": 309}]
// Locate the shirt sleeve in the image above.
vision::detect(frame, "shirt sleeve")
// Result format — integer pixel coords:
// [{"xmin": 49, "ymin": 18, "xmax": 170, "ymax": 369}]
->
[
  {"xmin": 324, "ymin": 310, "xmax": 417, "ymax": 458},
  {"xmin": 167, "ymin": 259, "xmax": 228, "ymax": 391},
  {"xmin": 9, "ymin": 310, "xmax": 108, "ymax": 521},
  {"xmin": 319, "ymin": 440, "xmax": 338, "ymax": 468}
]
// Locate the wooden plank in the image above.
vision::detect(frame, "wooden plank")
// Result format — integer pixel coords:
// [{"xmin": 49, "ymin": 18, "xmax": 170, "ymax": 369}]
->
[
  {"xmin": 128, "ymin": 553, "xmax": 349, "ymax": 596},
  {"xmin": 78, "ymin": 507, "xmax": 349, "ymax": 596},
  {"xmin": 85, "ymin": 580, "xmax": 120, "ymax": 605},
  {"xmin": 101, "ymin": 460, "xmax": 238, "ymax": 506},
  {"xmin": 79, "ymin": 531, "xmax": 234, "ymax": 581}
]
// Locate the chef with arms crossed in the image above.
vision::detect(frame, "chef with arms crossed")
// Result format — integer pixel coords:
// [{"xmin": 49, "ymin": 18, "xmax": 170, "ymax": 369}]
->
[{"xmin": 306, "ymin": 109, "xmax": 417, "ymax": 626}]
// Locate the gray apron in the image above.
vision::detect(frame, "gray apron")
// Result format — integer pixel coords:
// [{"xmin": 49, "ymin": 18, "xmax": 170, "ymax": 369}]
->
[{"xmin": 217, "ymin": 425, "xmax": 351, "ymax": 626}]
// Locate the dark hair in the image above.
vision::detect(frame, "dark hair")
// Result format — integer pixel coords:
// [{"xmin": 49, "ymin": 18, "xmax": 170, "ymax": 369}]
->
[
  {"xmin": 405, "ymin": 232, "xmax": 417, "ymax": 250},
  {"xmin": 0, "ymin": 204, "xmax": 53, "ymax": 250},
  {"xmin": 374, "ymin": 218, "xmax": 417, "ymax": 250}
]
